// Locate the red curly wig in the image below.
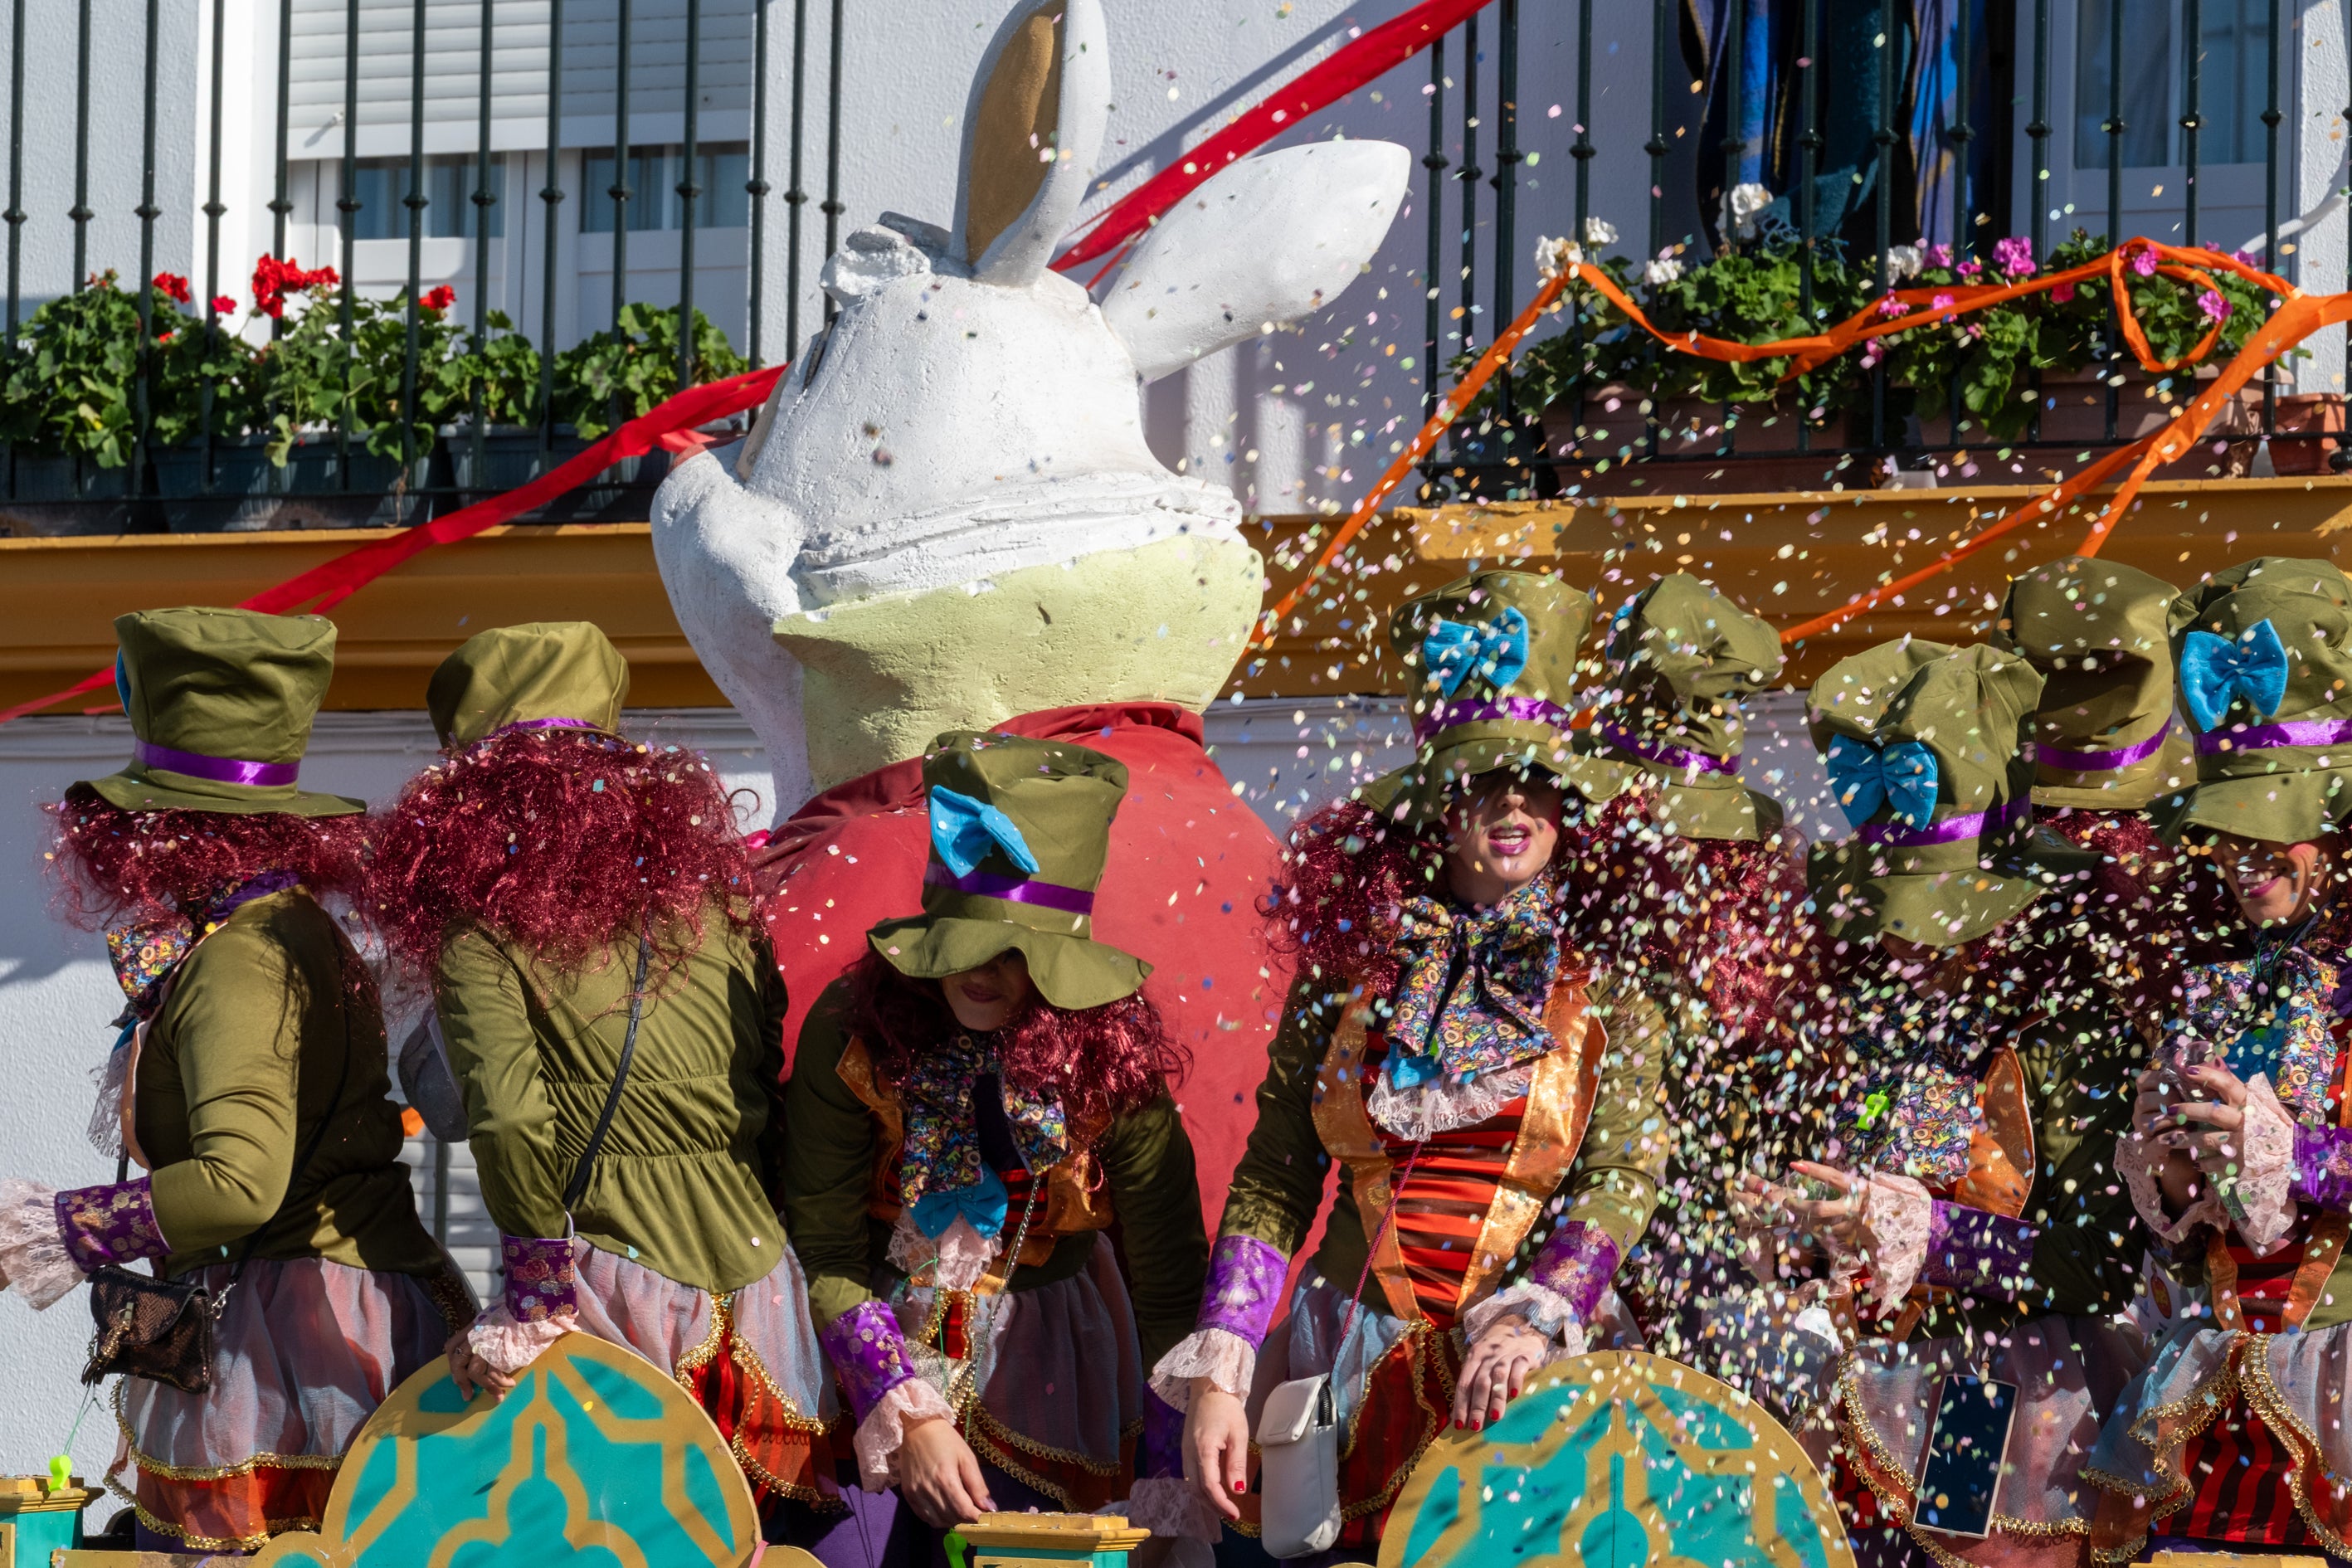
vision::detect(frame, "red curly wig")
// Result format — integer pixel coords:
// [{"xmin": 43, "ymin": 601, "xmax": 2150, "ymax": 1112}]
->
[
  {"xmin": 841, "ymin": 948, "xmax": 1188, "ymax": 1125},
  {"xmin": 46, "ymin": 782, "xmax": 370, "ymax": 929},
  {"xmin": 368, "ymin": 728, "xmax": 757, "ymax": 981}
]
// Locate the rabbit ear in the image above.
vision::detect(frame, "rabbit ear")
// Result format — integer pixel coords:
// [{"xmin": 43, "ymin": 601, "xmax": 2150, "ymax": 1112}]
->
[
  {"xmin": 953, "ymin": 0, "xmax": 1108, "ymax": 287},
  {"xmin": 1102, "ymin": 141, "xmax": 1411, "ymax": 382}
]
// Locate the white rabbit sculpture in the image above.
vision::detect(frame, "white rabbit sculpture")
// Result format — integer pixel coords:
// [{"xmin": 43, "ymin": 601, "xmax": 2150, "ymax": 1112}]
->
[{"xmin": 651, "ymin": 0, "xmax": 1410, "ymax": 811}]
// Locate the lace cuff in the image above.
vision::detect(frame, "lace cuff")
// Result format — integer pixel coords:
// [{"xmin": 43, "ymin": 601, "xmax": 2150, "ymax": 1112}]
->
[
  {"xmin": 500, "ymin": 1234, "xmax": 577, "ymax": 1321},
  {"xmin": 53, "ymin": 1177, "xmax": 166, "ymax": 1272},
  {"xmin": 851, "ymin": 1376, "xmax": 954, "ymax": 1491},
  {"xmin": 1526, "ymin": 1219, "xmax": 1619, "ymax": 1324},
  {"xmin": 1918, "ymin": 1201, "xmax": 2038, "ymax": 1299},
  {"xmin": 821, "ymin": 1298, "xmax": 919, "ymax": 1423},
  {"xmin": 467, "ymin": 1303, "xmax": 574, "ymax": 1376},
  {"xmin": 1858, "ymin": 1173, "xmax": 1933, "ymax": 1310},
  {"xmin": 1195, "ymin": 1234, "xmax": 1288, "ymax": 1349},
  {"xmin": 1149, "ymin": 1327, "xmax": 1256, "ymax": 1410},
  {"xmin": 2227, "ymin": 1077, "xmax": 2300, "ymax": 1256},
  {"xmin": 2119, "ymin": 1129, "xmax": 2225, "ymax": 1247},
  {"xmin": 0, "ymin": 1180, "xmax": 85, "ymax": 1310},
  {"xmin": 1114, "ymin": 1476, "xmax": 1225, "ymax": 1541},
  {"xmin": 1462, "ymin": 1282, "xmax": 1576, "ymax": 1345}
]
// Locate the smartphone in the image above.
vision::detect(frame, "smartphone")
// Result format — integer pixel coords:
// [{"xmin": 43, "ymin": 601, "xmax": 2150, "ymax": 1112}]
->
[{"xmin": 1911, "ymin": 1375, "xmax": 2018, "ymax": 1539}]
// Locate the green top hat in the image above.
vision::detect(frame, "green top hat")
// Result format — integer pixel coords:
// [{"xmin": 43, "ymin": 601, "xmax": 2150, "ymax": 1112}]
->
[
  {"xmin": 1574, "ymin": 572, "xmax": 1786, "ymax": 841},
  {"xmin": 1990, "ymin": 557, "xmax": 2189, "ymax": 811},
  {"xmin": 427, "ymin": 621, "xmax": 631, "ymax": 749},
  {"xmin": 2159, "ymin": 556, "xmax": 2352, "ymax": 844},
  {"xmin": 82, "ymin": 606, "xmax": 363, "ymax": 817},
  {"xmin": 867, "ymin": 730, "xmax": 1149, "ymax": 1012},
  {"xmin": 1806, "ymin": 640, "xmax": 2092, "ymax": 946},
  {"xmin": 1366, "ymin": 568, "xmax": 1613, "ymax": 827}
]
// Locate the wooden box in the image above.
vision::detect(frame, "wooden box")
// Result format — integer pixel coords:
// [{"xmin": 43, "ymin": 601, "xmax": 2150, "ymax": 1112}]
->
[{"xmin": 958, "ymin": 1512, "xmax": 1151, "ymax": 1567}]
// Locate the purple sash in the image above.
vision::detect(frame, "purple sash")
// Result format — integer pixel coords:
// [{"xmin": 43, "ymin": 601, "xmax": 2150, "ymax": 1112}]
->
[
  {"xmin": 2194, "ymin": 717, "xmax": 2352, "ymax": 755},
  {"xmin": 924, "ymin": 861, "xmax": 1096, "ymax": 915},
  {"xmin": 132, "ymin": 738, "xmax": 298, "ymax": 788},
  {"xmin": 2036, "ymin": 719, "xmax": 2170, "ymax": 772},
  {"xmin": 1413, "ymin": 695, "xmax": 1574, "ymax": 743},
  {"xmin": 1595, "ymin": 722, "xmax": 1739, "ymax": 777}
]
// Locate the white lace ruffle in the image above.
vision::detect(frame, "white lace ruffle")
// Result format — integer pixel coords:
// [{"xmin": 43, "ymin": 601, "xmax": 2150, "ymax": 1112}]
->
[
  {"xmin": 1859, "ymin": 1172, "xmax": 1934, "ymax": 1311},
  {"xmin": 884, "ymin": 1209, "xmax": 1000, "ymax": 1293},
  {"xmin": 1366, "ymin": 1062, "xmax": 1536, "ymax": 1142},
  {"xmin": 1461, "ymin": 1282, "xmax": 1582, "ymax": 1347},
  {"xmin": 0, "ymin": 1179, "xmax": 81, "ymax": 1310},
  {"xmin": 2228, "ymin": 1074, "xmax": 2300, "ymax": 1257},
  {"xmin": 1111, "ymin": 1476, "xmax": 1225, "ymax": 1543},
  {"xmin": 853, "ymin": 1376, "xmax": 956, "ymax": 1491},
  {"xmin": 465, "ymin": 1303, "xmax": 573, "ymax": 1376},
  {"xmin": 1147, "ymin": 1326, "xmax": 1256, "ymax": 1410},
  {"xmin": 2119, "ymin": 1129, "xmax": 2227, "ymax": 1246}
]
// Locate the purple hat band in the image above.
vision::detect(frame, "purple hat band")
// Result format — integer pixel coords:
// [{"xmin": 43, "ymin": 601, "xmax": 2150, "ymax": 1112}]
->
[
  {"xmin": 2035, "ymin": 719, "xmax": 2172, "ymax": 772},
  {"xmin": 1413, "ymin": 695, "xmax": 1575, "ymax": 743},
  {"xmin": 1857, "ymin": 798, "xmax": 2029, "ymax": 848},
  {"xmin": 1595, "ymin": 722, "xmax": 1740, "ymax": 777},
  {"xmin": 924, "ymin": 861, "xmax": 1097, "ymax": 916},
  {"xmin": 132, "ymin": 738, "xmax": 299, "ymax": 788},
  {"xmin": 2194, "ymin": 717, "xmax": 2352, "ymax": 755}
]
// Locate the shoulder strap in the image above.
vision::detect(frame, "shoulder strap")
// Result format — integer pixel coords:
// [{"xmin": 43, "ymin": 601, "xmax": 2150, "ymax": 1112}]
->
[{"xmin": 562, "ymin": 933, "xmax": 654, "ymax": 1213}]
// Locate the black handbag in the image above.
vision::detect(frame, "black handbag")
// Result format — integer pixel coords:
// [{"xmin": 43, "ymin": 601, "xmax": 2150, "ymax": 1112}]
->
[{"xmin": 81, "ymin": 1040, "xmax": 351, "ymax": 1394}]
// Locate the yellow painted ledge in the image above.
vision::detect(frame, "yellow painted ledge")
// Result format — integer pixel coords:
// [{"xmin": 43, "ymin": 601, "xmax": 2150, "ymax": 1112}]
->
[
  {"xmin": 7, "ymin": 478, "xmax": 2351, "ymax": 714},
  {"xmin": 0, "ymin": 523, "xmax": 725, "ymax": 712}
]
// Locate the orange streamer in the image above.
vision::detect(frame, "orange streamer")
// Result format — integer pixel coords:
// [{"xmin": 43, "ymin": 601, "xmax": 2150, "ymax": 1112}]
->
[{"xmin": 1251, "ymin": 236, "xmax": 2318, "ymax": 656}]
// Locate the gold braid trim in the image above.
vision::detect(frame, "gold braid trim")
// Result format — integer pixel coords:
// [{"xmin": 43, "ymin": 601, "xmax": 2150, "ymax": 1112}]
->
[
  {"xmin": 2234, "ymin": 1331, "xmax": 2352, "ymax": 1560},
  {"xmin": 111, "ymin": 1381, "xmax": 343, "ymax": 1478},
  {"xmin": 1337, "ymin": 1318, "xmax": 1449, "ymax": 1525},
  {"xmin": 105, "ymin": 1477, "xmax": 316, "ymax": 1556},
  {"xmin": 723, "ymin": 1305, "xmax": 832, "ymax": 1436},
  {"xmin": 2077, "ymin": 1331, "xmax": 2244, "ymax": 1566},
  {"xmin": 961, "ymin": 1395, "xmax": 1131, "ymax": 1478},
  {"xmin": 671, "ymin": 1293, "xmax": 730, "ymax": 1385}
]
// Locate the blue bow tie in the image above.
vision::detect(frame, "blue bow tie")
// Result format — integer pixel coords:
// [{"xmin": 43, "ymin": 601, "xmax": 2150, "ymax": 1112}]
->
[
  {"xmin": 1824, "ymin": 733, "xmax": 1940, "ymax": 829},
  {"xmin": 929, "ymin": 786, "xmax": 1040, "ymax": 879},
  {"xmin": 909, "ymin": 1164, "xmax": 1010, "ymax": 1240},
  {"xmin": 2180, "ymin": 618, "xmax": 2290, "ymax": 732},
  {"xmin": 1424, "ymin": 607, "xmax": 1530, "ymax": 698}
]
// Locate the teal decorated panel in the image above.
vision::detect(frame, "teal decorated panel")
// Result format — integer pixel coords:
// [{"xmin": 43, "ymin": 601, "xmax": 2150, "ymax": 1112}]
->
[{"xmin": 1378, "ymin": 1351, "xmax": 1853, "ymax": 1568}]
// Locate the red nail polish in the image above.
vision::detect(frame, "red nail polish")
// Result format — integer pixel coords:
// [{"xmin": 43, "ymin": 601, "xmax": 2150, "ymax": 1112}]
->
[{"xmin": 1236, "ymin": 1483, "xmax": 1247, "ymax": 1495}]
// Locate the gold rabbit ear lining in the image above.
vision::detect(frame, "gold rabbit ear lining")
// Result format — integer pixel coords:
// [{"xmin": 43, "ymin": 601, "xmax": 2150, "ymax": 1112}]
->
[{"xmin": 964, "ymin": 4, "xmax": 1064, "ymax": 263}]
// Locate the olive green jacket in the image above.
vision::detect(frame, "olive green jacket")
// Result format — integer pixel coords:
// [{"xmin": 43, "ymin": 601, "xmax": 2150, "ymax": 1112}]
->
[
  {"xmin": 137, "ymin": 889, "xmax": 441, "ymax": 1279},
  {"xmin": 782, "ymin": 978, "xmax": 1210, "ymax": 1372},
  {"xmin": 435, "ymin": 913, "xmax": 791, "ymax": 1295},
  {"xmin": 1219, "ymin": 965, "xmax": 1670, "ymax": 1309}
]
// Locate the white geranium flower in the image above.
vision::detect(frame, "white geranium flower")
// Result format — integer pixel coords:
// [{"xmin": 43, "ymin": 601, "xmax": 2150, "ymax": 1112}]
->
[
  {"xmin": 1582, "ymin": 216, "xmax": 1619, "ymax": 247},
  {"xmin": 1534, "ymin": 236, "xmax": 1585, "ymax": 280},
  {"xmin": 1886, "ymin": 243, "xmax": 1926, "ymax": 280},
  {"xmin": 1642, "ymin": 256, "xmax": 1685, "ymax": 286},
  {"xmin": 1723, "ymin": 181, "xmax": 1772, "ymax": 240}
]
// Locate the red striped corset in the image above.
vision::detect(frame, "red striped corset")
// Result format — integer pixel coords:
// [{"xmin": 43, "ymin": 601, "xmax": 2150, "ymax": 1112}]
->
[{"xmin": 1373, "ymin": 1098, "xmax": 1527, "ymax": 1332}]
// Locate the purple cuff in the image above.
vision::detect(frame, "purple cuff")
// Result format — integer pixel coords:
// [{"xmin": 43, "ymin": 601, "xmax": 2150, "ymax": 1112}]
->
[
  {"xmin": 1528, "ymin": 1219, "xmax": 1619, "ymax": 1326},
  {"xmin": 821, "ymin": 1298, "xmax": 918, "ymax": 1423},
  {"xmin": 1195, "ymin": 1234, "xmax": 1288, "ymax": 1350},
  {"xmin": 500, "ymin": 1234, "xmax": 577, "ymax": 1321},
  {"xmin": 1917, "ymin": 1202, "xmax": 2038, "ymax": 1297},
  {"xmin": 1140, "ymin": 1390, "xmax": 1185, "ymax": 1480},
  {"xmin": 54, "ymin": 1180, "xmax": 167, "ymax": 1271},
  {"xmin": 2293, "ymin": 1124, "xmax": 2352, "ymax": 1215}
]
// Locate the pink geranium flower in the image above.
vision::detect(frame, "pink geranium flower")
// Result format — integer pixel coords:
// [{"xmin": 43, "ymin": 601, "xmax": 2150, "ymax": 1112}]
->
[
  {"xmin": 1877, "ymin": 294, "xmax": 1908, "ymax": 319},
  {"xmin": 1926, "ymin": 243, "xmax": 1953, "ymax": 269},
  {"xmin": 1993, "ymin": 236, "xmax": 2035, "ymax": 276},
  {"xmin": 2198, "ymin": 289, "xmax": 2233, "ymax": 324},
  {"xmin": 2130, "ymin": 248, "xmax": 2160, "ymax": 277},
  {"xmin": 2051, "ymin": 281, "xmax": 2077, "ymax": 304}
]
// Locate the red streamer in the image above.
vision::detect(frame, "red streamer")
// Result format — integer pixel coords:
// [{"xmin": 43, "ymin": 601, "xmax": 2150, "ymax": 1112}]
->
[
  {"xmin": 1052, "ymin": 0, "xmax": 1488, "ymax": 272},
  {"xmin": 0, "ymin": 364, "xmax": 786, "ymax": 727}
]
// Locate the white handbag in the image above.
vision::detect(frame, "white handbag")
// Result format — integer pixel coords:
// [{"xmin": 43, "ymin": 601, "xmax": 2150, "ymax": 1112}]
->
[{"xmin": 1254, "ymin": 1372, "xmax": 1342, "ymax": 1558}]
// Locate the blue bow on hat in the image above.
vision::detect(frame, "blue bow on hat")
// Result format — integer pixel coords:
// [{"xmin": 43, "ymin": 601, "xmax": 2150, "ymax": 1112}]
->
[
  {"xmin": 929, "ymin": 786, "xmax": 1041, "ymax": 878},
  {"xmin": 2180, "ymin": 618, "xmax": 2290, "ymax": 731},
  {"xmin": 909, "ymin": 1164, "xmax": 1010, "ymax": 1240},
  {"xmin": 1824, "ymin": 733, "xmax": 1941, "ymax": 829},
  {"xmin": 1424, "ymin": 607, "xmax": 1531, "ymax": 698}
]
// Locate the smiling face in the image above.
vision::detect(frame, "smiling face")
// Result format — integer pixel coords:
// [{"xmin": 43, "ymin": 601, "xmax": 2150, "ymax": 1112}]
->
[
  {"xmin": 941, "ymin": 949, "xmax": 1035, "ymax": 1033},
  {"xmin": 1441, "ymin": 770, "xmax": 1566, "ymax": 907},
  {"xmin": 2211, "ymin": 831, "xmax": 2335, "ymax": 928}
]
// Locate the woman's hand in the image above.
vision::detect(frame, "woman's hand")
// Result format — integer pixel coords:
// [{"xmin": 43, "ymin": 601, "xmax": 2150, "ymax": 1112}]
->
[
  {"xmin": 898, "ymin": 1414, "xmax": 996, "ymax": 1528},
  {"xmin": 1184, "ymin": 1381, "xmax": 1250, "ymax": 1522},
  {"xmin": 446, "ymin": 1325, "xmax": 519, "ymax": 1402},
  {"xmin": 2172, "ymin": 1063, "xmax": 2252, "ymax": 1181},
  {"xmin": 1450, "ymin": 1313, "xmax": 1548, "ymax": 1431},
  {"xmin": 2130, "ymin": 1059, "xmax": 2207, "ymax": 1213},
  {"xmin": 1780, "ymin": 1162, "xmax": 1877, "ymax": 1263}
]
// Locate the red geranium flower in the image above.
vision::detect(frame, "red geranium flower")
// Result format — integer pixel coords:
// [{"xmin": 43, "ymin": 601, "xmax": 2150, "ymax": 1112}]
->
[
  {"xmin": 151, "ymin": 272, "xmax": 191, "ymax": 304},
  {"xmin": 251, "ymin": 255, "xmax": 339, "ymax": 319},
  {"xmin": 421, "ymin": 285, "xmax": 455, "ymax": 313},
  {"xmin": 211, "ymin": 295, "xmax": 237, "ymax": 316}
]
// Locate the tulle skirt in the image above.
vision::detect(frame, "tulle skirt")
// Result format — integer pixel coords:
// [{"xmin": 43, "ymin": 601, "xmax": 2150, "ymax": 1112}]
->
[
  {"xmin": 567, "ymin": 1238, "xmax": 845, "ymax": 1507},
  {"xmin": 110, "ymin": 1256, "xmax": 471, "ymax": 1551},
  {"xmin": 1837, "ymin": 1312, "xmax": 2148, "ymax": 1568},
  {"xmin": 889, "ymin": 1231, "xmax": 1144, "ymax": 1511}
]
